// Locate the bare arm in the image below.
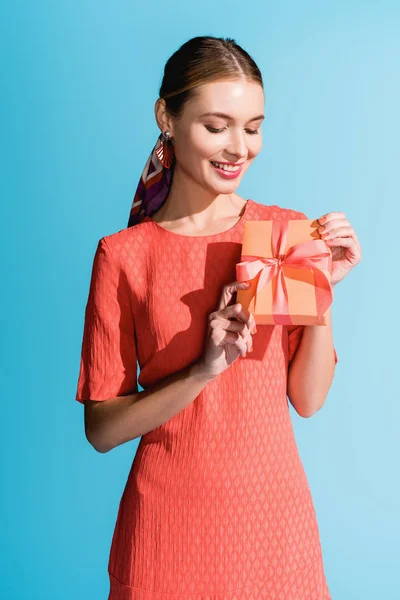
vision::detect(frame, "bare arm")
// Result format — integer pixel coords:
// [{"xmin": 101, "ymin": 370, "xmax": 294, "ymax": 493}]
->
[
  {"xmin": 84, "ymin": 360, "xmax": 215, "ymax": 454},
  {"xmin": 287, "ymin": 304, "xmax": 337, "ymax": 418}
]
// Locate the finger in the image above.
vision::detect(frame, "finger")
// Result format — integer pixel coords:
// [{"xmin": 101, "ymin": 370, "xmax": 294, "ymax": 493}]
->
[
  {"xmin": 234, "ymin": 305, "xmax": 256, "ymax": 333},
  {"xmin": 322, "ymin": 226, "xmax": 354, "ymax": 240},
  {"xmin": 212, "ymin": 302, "xmax": 244, "ymax": 322},
  {"xmin": 319, "ymin": 220, "xmax": 350, "ymax": 236},
  {"xmin": 213, "ymin": 317, "xmax": 250, "ymax": 339},
  {"xmin": 319, "ymin": 219, "xmax": 348, "ymax": 232},
  {"xmin": 218, "ymin": 281, "xmax": 251, "ymax": 311},
  {"xmin": 234, "ymin": 332, "xmax": 248, "ymax": 357},
  {"xmin": 227, "ymin": 304, "xmax": 257, "ymax": 336},
  {"xmin": 211, "ymin": 328, "xmax": 249, "ymax": 357},
  {"xmin": 211, "ymin": 329, "xmax": 242, "ymax": 347},
  {"xmin": 325, "ymin": 236, "xmax": 357, "ymax": 247},
  {"xmin": 221, "ymin": 317, "xmax": 253, "ymax": 353},
  {"xmin": 222, "ymin": 318, "xmax": 253, "ymax": 352},
  {"xmin": 319, "ymin": 212, "xmax": 346, "ymax": 224},
  {"xmin": 249, "ymin": 314, "xmax": 257, "ymax": 333}
]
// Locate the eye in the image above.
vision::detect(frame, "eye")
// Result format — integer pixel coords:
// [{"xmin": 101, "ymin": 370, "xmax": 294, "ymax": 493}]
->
[
  {"xmin": 205, "ymin": 126, "xmax": 225, "ymax": 134},
  {"xmin": 205, "ymin": 125, "xmax": 260, "ymax": 135}
]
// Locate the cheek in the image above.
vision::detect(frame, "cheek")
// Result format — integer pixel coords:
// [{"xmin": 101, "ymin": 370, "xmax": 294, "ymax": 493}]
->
[
  {"xmin": 193, "ymin": 131, "xmax": 222, "ymax": 158},
  {"xmin": 175, "ymin": 131, "xmax": 215, "ymax": 165},
  {"xmin": 248, "ymin": 135, "xmax": 262, "ymax": 158}
]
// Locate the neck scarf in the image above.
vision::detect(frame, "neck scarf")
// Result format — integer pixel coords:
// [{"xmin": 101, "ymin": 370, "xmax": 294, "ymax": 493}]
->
[{"xmin": 128, "ymin": 133, "xmax": 176, "ymax": 227}]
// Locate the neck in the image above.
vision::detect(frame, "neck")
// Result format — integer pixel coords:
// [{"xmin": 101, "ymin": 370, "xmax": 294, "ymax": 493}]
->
[{"xmin": 153, "ymin": 164, "xmax": 243, "ymax": 229}]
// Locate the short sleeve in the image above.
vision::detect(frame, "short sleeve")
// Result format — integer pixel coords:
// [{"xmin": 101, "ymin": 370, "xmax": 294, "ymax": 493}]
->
[
  {"xmin": 75, "ymin": 237, "xmax": 138, "ymax": 403},
  {"xmin": 287, "ymin": 324, "xmax": 305, "ymax": 365},
  {"xmin": 285, "ymin": 208, "xmax": 338, "ymax": 367}
]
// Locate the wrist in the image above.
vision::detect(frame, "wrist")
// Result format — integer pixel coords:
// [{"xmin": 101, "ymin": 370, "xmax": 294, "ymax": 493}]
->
[{"xmin": 189, "ymin": 360, "xmax": 217, "ymax": 382}]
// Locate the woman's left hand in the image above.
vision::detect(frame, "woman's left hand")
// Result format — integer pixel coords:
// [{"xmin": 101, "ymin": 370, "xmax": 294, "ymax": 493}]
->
[{"xmin": 317, "ymin": 211, "xmax": 362, "ymax": 286}]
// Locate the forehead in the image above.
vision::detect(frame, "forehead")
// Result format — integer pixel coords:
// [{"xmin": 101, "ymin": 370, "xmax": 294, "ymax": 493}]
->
[{"xmin": 187, "ymin": 79, "xmax": 264, "ymax": 116}]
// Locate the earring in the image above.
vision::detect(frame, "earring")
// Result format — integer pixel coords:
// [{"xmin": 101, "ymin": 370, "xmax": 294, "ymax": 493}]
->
[{"xmin": 155, "ymin": 131, "xmax": 175, "ymax": 168}]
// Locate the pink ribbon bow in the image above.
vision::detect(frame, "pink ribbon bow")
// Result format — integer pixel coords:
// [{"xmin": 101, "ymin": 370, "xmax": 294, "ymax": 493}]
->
[{"xmin": 235, "ymin": 220, "xmax": 333, "ymax": 325}]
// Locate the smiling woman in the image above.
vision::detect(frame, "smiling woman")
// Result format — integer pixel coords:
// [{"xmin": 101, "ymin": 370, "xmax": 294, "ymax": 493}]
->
[
  {"xmin": 149, "ymin": 75, "xmax": 266, "ymax": 226},
  {"xmin": 76, "ymin": 35, "xmax": 333, "ymax": 600}
]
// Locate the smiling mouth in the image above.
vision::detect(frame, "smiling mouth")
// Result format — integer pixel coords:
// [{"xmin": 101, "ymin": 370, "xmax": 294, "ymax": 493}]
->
[{"xmin": 210, "ymin": 161, "xmax": 244, "ymax": 172}]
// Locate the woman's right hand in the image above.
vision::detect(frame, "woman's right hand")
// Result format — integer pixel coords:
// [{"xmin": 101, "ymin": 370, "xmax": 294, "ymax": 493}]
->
[{"xmin": 195, "ymin": 281, "xmax": 257, "ymax": 380}]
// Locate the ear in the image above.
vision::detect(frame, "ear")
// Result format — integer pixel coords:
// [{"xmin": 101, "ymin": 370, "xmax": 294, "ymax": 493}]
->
[{"xmin": 154, "ymin": 98, "xmax": 174, "ymax": 138}]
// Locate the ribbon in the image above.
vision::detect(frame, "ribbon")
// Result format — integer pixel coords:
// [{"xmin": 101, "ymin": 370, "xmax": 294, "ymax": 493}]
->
[{"xmin": 235, "ymin": 220, "xmax": 333, "ymax": 325}]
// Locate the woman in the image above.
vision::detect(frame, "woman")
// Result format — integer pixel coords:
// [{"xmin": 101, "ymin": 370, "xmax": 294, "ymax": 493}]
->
[{"xmin": 76, "ymin": 36, "xmax": 361, "ymax": 599}]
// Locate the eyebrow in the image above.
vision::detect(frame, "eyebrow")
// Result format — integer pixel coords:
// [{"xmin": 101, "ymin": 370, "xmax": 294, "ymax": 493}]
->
[{"xmin": 200, "ymin": 112, "xmax": 265, "ymax": 123}]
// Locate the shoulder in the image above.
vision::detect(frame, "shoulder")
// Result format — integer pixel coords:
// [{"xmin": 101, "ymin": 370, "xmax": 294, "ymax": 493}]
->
[
  {"xmin": 248, "ymin": 199, "xmax": 308, "ymax": 221},
  {"xmin": 96, "ymin": 220, "xmax": 155, "ymax": 269}
]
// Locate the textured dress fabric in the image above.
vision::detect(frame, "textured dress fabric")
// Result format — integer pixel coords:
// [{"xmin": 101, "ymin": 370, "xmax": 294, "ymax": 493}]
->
[{"xmin": 76, "ymin": 199, "xmax": 337, "ymax": 599}]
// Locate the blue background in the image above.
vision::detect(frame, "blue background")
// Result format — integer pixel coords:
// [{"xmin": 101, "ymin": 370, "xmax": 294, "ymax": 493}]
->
[{"xmin": 2, "ymin": 1, "xmax": 399, "ymax": 598}]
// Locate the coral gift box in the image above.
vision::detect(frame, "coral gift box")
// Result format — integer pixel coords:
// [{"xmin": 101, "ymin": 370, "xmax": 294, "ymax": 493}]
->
[{"xmin": 235, "ymin": 218, "xmax": 334, "ymax": 326}]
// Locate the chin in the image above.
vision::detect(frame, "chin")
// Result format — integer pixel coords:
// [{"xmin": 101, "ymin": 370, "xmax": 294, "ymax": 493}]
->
[{"xmin": 207, "ymin": 183, "xmax": 241, "ymax": 195}]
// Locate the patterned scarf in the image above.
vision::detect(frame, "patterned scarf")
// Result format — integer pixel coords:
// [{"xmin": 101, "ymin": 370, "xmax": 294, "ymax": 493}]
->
[{"xmin": 128, "ymin": 133, "xmax": 176, "ymax": 227}]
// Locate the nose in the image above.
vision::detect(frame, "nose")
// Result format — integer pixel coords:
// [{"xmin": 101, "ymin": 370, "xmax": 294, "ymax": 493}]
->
[{"xmin": 225, "ymin": 129, "xmax": 248, "ymax": 160}]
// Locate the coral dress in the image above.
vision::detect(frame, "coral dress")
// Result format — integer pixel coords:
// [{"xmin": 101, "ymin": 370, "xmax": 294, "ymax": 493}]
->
[{"xmin": 76, "ymin": 199, "xmax": 337, "ymax": 599}]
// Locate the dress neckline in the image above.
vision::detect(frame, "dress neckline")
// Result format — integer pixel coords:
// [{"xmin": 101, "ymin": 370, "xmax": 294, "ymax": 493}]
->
[{"xmin": 143, "ymin": 199, "xmax": 252, "ymax": 239}]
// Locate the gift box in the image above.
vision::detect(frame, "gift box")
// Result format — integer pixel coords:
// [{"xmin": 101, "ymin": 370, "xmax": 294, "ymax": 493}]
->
[{"xmin": 235, "ymin": 219, "xmax": 334, "ymax": 326}]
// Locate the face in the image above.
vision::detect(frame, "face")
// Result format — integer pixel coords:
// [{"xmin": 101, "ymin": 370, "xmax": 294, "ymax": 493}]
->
[{"xmin": 162, "ymin": 79, "xmax": 264, "ymax": 193}]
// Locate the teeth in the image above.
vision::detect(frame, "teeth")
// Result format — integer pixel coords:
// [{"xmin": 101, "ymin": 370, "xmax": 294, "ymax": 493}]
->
[{"xmin": 211, "ymin": 161, "xmax": 241, "ymax": 172}]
